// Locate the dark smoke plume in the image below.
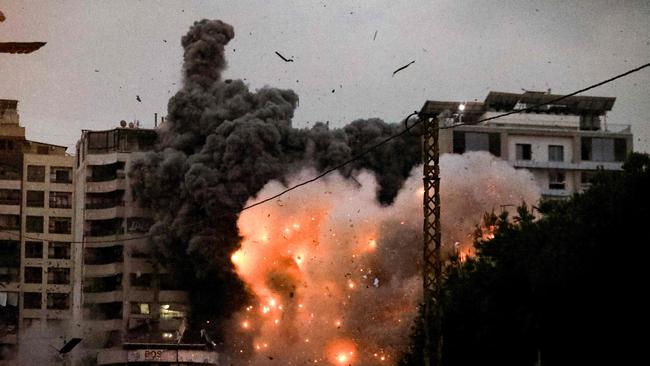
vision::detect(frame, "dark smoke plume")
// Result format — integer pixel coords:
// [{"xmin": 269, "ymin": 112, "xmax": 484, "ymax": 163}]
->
[{"xmin": 129, "ymin": 19, "xmax": 421, "ymax": 337}]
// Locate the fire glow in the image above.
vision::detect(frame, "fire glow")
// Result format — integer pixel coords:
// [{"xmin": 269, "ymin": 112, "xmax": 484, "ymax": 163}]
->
[{"xmin": 229, "ymin": 153, "xmax": 541, "ymax": 365}]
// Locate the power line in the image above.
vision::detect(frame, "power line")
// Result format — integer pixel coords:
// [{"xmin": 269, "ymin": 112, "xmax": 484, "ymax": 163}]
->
[
  {"xmin": 440, "ymin": 62, "xmax": 650, "ymax": 129},
  {"xmin": 1, "ymin": 62, "xmax": 647, "ymax": 244},
  {"xmin": 241, "ymin": 111, "xmax": 421, "ymax": 211}
]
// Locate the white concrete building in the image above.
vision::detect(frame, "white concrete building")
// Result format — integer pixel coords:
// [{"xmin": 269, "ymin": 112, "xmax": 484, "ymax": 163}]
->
[{"xmin": 422, "ymin": 91, "xmax": 633, "ymax": 198}]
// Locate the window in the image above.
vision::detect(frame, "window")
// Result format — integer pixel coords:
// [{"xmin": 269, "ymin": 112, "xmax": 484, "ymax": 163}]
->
[
  {"xmin": 0, "ymin": 214, "xmax": 20, "ymax": 230},
  {"xmin": 26, "ymin": 190, "xmax": 45, "ymax": 207},
  {"xmin": 48, "ymin": 242, "xmax": 71, "ymax": 259},
  {"xmin": 465, "ymin": 132, "xmax": 489, "ymax": 152},
  {"xmin": 452, "ymin": 132, "xmax": 500, "ymax": 156},
  {"xmin": 0, "ymin": 240, "xmax": 20, "ymax": 283},
  {"xmin": 582, "ymin": 137, "xmax": 622, "ymax": 162},
  {"xmin": 27, "ymin": 165, "xmax": 45, "ymax": 182},
  {"xmin": 26, "ymin": 216, "xmax": 44, "ymax": 233},
  {"xmin": 548, "ymin": 145, "xmax": 564, "ymax": 162},
  {"xmin": 549, "ymin": 171, "xmax": 566, "ymax": 190},
  {"xmin": 0, "ymin": 189, "xmax": 20, "ymax": 205},
  {"xmin": 49, "ymin": 217, "xmax": 71, "ymax": 234},
  {"xmin": 47, "ymin": 268, "xmax": 70, "ymax": 285},
  {"xmin": 614, "ymin": 139, "xmax": 627, "ymax": 162},
  {"xmin": 24, "ymin": 267, "xmax": 42, "ymax": 283},
  {"xmin": 25, "ymin": 241, "xmax": 43, "ymax": 258},
  {"xmin": 0, "ymin": 139, "xmax": 16, "ymax": 151},
  {"xmin": 131, "ymin": 302, "xmax": 150, "ymax": 315},
  {"xmin": 47, "ymin": 293, "xmax": 70, "ymax": 310},
  {"xmin": 130, "ymin": 273, "xmax": 153, "ymax": 287},
  {"xmin": 23, "ymin": 293, "xmax": 42, "ymax": 309},
  {"xmin": 49, "ymin": 192, "xmax": 72, "ymax": 209},
  {"xmin": 50, "ymin": 167, "xmax": 72, "ymax": 183},
  {"xmin": 160, "ymin": 303, "xmax": 186, "ymax": 319},
  {"xmin": 516, "ymin": 144, "xmax": 532, "ymax": 160},
  {"xmin": 87, "ymin": 131, "xmax": 117, "ymax": 153}
]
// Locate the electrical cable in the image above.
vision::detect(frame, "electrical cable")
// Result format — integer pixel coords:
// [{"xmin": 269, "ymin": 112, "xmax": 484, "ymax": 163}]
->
[{"xmin": 1, "ymin": 62, "xmax": 648, "ymax": 244}]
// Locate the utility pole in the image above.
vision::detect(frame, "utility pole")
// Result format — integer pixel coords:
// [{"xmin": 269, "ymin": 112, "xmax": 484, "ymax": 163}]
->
[{"xmin": 421, "ymin": 113, "xmax": 442, "ymax": 366}]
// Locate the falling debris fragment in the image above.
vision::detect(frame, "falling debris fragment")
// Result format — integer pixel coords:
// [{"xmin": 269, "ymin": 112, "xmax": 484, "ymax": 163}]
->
[
  {"xmin": 58, "ymin": 338, "xmax": 82, "ymax": 354},
  {"xmin": 200, "ymin": 329, "xmax": 217, "ymax": 348},
  {"xmin": 163, "ymin": 39, "xmax": 167, "ymax": 43},
  {"xmin": 274, "ymin": 51, "xmax": 294, "ymax": 62},
  {"xmin": 136, "ymin": 95, "xmax": 142, "ymax": 102},
  {"xmin": 94, "ymin": 69, "xmax": 99, "ymax": 72},
  {"xmin": 392, "ymin": 61, "xmax": 415, "ymax": 77},
  {"xmin": 373, "ymin": 30, "xmax": 378, "ymax": 41}
]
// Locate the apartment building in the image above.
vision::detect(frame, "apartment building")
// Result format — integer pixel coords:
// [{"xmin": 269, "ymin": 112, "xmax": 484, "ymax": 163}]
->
[
  {"xmin": 0, "ymin": 99, "xmax": 75, "ymax": 362},
  {"xmin": 75, "ymin": 125, "xmax": 220, "ymax": 365},
  {"xmin": 421, "ymin": 91, "xmax": 633, "ymax": 197}
]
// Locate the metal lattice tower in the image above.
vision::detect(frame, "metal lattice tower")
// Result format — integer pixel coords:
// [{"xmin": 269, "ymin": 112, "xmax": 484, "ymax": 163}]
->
[{"xmin": 421, "ymin": 114, "xmax": 442, "ymax": 366}]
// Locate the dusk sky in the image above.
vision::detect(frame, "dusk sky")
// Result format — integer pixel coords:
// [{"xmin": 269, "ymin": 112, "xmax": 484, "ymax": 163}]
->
[{"xmin": 1, "ymin": 0, "xmax": 649, "ymax": 152}]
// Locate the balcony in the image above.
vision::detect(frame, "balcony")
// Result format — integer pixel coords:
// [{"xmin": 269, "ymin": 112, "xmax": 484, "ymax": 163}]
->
[
  {"xmin": 86, "ymin": 206, "xmax": 126, "ymax": 221},
  {"xmin": 85, "ymin": 291, "xmax": 124, "ymax": 304},
  {"xmin": 85, "ymin": 262, "xmax": 124, "ymax": 277},
  {"xmin": 87, "ymin": 179, "xmax": 126, "ymax": 193},
  {"xmin": 511, "ymin": 160, "xmax": 578, "ymax": 170},
  {"xmin": 159, "ymin": 291, "xmax": 188, "ymax": 303}
]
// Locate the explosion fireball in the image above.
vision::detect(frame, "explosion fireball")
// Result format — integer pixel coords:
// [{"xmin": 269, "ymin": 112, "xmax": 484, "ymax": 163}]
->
[{"xmin": 229, "ymin": 152, "xmax": 540, "ymax": 365}]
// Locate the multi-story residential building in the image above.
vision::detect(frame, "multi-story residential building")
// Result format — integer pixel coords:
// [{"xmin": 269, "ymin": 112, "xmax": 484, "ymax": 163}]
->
[
  {"xmin": 0, "ymin": 99, "xmax": 75, "ymax": 363},
  {"xmin": 421, "ymin": 90, "xmax": 633, "ymax": 198},
  {"xmin": 74, "ymin": 125, "xmax": 220, "ymax": 365}
]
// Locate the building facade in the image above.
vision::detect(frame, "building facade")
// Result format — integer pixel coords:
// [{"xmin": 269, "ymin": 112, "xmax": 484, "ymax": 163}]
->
[
  {"xmin": 75, "ymin": 126, "xmax": 219, "ymax": 365},
  {"xmin": 0, "ymin": 99, "xmax": 76, "ymax": 363},
  {"xmin": 422, "ymin": 91, "xmax": 633, "ymax": 198}
]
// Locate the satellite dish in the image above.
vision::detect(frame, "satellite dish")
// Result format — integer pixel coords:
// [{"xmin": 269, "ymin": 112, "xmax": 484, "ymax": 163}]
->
[
  {"xmin": 128, "ymin": 122, "xmax": 134, "ymax": 128},
  {"xmin": 120, "ymin": 120, "xmax": 127, "ymax": 127}
]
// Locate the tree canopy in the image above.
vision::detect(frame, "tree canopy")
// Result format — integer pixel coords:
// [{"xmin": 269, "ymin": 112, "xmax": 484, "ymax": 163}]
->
[{"xmin": 401, "ymin": 152, "xmax": 649, "ymax": 365}]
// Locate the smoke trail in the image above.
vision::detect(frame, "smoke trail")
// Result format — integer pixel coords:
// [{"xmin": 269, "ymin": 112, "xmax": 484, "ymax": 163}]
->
[
  {"xmin": 129, "ymin": 19, "xmax": 421, "ymax": 336},
  {"xmin": 229, "ymin": 152, "xmax": 540, "ymax": 365}
]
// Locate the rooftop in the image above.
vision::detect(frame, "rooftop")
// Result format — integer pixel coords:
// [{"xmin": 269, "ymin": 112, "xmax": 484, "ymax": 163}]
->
[{"xmin": 421, "ymin": 90, "xmax": 616, "ymax": 118}]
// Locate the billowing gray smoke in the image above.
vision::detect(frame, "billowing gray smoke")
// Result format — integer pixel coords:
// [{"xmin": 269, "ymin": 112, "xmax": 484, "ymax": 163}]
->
[{"xmin": 128, "ymin": 19, "xmax": 421, "ymax": 336}]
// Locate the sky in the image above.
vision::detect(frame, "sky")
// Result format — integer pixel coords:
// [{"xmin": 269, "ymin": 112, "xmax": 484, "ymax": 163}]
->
[{"xmin": 1, "ymin": 0, "xmax": 649, "ymax": 153}]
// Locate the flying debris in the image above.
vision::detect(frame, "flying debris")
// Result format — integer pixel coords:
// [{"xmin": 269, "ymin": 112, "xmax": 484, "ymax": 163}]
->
[
  {"xmin": 200, "ymin": 329, "xmax": 217, "ymax": 348},
  {"xmin": 136, "ymin": 95, "xmax": 142, "ymax": 102},
  {"xmin": 274, "ymin": 51, "xmax": 294, "ymax": 62},
  {"xmin": 392, "ymin": 61, "xmax": 415, "ymax": 77},
  {"xmin": 58, "ymin": 338, "xmax": 82, "ymax": 354},
  {"xmin": 0, "ymin": 42, "xmax": 46, "ymax": 54},
  {"xmin": 373, "ymin": 30, "xmax": 378, "ymax": 41}
]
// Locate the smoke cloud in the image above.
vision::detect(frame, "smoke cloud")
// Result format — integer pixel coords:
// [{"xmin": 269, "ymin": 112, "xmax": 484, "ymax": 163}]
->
[
  {"xmin": 129, "ymin": 18, "xmax": 540, "ymax": 365},
  {"xmin": 228, "ymin": 152, "xmax": 540, "ymax": 365},
  {"xmin": 129, "ymin": 18, "xmax": 420, "ymax": 335}
]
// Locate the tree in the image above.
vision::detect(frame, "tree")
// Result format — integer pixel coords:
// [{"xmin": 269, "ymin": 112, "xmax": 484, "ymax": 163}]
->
[{"xmin": 401, "ymin": 153, "xmax": 649, "ymax": 365}]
